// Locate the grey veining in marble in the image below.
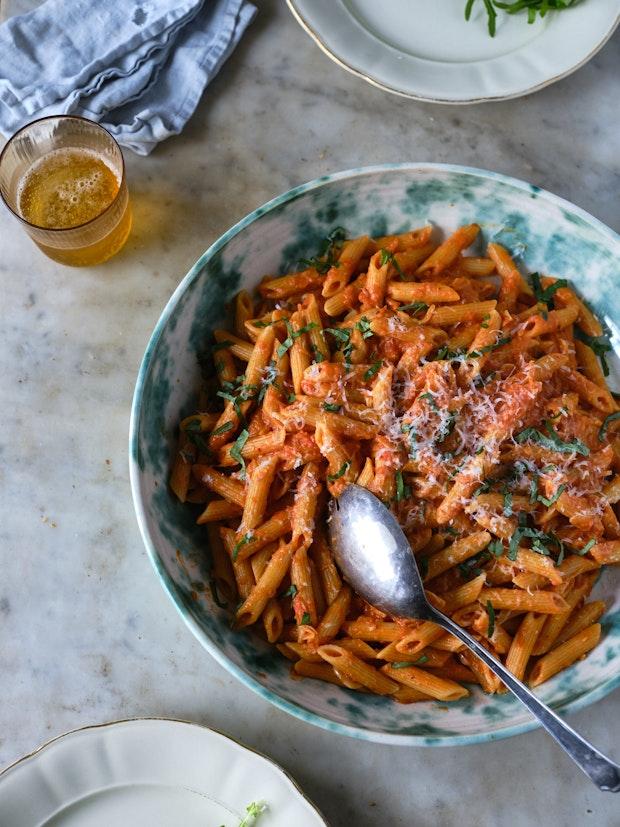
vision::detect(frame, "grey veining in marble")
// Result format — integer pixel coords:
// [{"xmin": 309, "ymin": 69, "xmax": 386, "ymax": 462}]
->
[{"xmin": 1, "ymin": 2, "xmax": 619, "ymax": 825}]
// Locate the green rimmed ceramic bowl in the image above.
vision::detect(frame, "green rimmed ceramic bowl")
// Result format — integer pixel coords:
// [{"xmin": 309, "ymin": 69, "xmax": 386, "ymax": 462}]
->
[{"xmin": 130, "ymin": 164, "xmax": 620, "ymax": 746}]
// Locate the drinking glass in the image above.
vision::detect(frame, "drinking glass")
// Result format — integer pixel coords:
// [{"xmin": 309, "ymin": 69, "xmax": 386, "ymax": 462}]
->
[{"xmin": 0, "ymin": 115, "xmax": 131, "ymax": 266}]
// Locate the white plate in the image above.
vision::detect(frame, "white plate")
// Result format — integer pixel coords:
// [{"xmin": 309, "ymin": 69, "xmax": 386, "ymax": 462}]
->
[
  {"xmin": 287, "ymin": 0, "xmax": 620, "ymax": 103},
  {"xmin": 0, "ymin": 719, "xmax": 326, "ymax": 827}
]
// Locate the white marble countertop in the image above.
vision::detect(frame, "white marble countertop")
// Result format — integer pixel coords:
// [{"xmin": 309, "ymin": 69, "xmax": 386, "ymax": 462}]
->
[{"xmin": 1, "ymin": 2, "xmax": 619, "ymax": 824}]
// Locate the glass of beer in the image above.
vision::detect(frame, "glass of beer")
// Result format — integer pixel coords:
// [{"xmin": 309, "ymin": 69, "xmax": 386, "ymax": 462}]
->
[{"xmin": 0, "ymin": 115, "xmax": 131, "ymax": 266}]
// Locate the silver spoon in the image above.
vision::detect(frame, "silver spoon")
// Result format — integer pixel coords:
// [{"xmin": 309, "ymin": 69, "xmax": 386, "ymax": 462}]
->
[{"xmin": 329, "ymin": 484, "xmax": 620, "ymax": 792}]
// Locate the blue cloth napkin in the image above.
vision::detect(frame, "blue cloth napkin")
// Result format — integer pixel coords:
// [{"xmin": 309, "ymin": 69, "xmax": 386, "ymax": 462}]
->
[{"xmin": 0, "ymin": 0, "xmax": 256, "ymax": 155}]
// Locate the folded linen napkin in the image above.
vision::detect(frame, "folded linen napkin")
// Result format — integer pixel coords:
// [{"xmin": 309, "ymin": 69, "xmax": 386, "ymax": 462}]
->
[{"xmin": 0, "ymin": 0, "xmax": 256, "ymax": 155}]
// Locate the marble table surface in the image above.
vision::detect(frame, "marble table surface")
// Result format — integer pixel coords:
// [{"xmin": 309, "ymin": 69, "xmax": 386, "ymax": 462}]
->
[{"xmin": 1, "ymin": 2, "xmax": 619, "ymax": 824}]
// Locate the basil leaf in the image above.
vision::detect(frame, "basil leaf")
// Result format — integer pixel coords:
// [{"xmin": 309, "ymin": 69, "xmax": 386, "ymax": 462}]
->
[
  {"xmin": 364, "ymin": 360, "xmax": 382, "ymax": 381},
  {"xmin": 599, "ymin": 411, "xmax": 620, "ymax": 442},
  {"xmin": 230, "ymin": 429, "xmax": 250, "ymax": 477},
  {"xmin": 327, "ymin": 461, "xmax": 350, "ymax": 482},
  {"xmin": 486, "ymin": 600, "xmax": 495, "ymax": 638}
]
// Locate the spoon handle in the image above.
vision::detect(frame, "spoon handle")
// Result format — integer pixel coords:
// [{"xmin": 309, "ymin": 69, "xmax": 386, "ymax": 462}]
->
[{"xmin": 432, "ymin": 609, "xmax": 620, "ymax": 792}]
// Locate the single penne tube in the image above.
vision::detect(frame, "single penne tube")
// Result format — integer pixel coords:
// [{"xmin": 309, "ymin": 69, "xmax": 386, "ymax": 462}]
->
[
  {"xmin": 311, "ymin": 532, "xmax": 342, "ymax": 605},
  {"xmin": 193, "ymin": 465, "xmax": 246, "ymax": 507},
  {"xmin": 424, "ymin": 531, "xmax": 491, "ymax": 582},
  {"xmin": 196, "ymin": 499, "xmax": 243, "ymax": 524},
  {"xmin": 518, "ymin": 305, "xmax": 579, "ymax": 337},
  {"xmin": 529, "ymin": 624, "xmax": 601, "ymax": 687},
  {"xmin": 309, "ymin": 559, "xmax": 327, "ymax": 618},
  {"xmin": 458, "ymin": 648, "xmax": 502, "ymax": 694},
  {"xmin": 514, "ymin": 548, "xmax": 563, "ymax": 586},
  {"xmin": 207, "ymin": 523, "xmax": 237, "ymax": 606},
  {"xmin": 372, "ymin": 226, "xmax": 432, "ymax": 251},
  {"xmin": 428, "ymin": 300, "xmax": 497, "ymax": 327},
  {"xmin": 220, "ymin": 527, "xmax": 255, "ymax": 600},
  {"xmin": 426, "ymin": 661, "xmax": 479, "ymax": 685},
  {"xmin": 259, "ymin": 268, "xmax": 323, "ymax": 300},
  {"xmin": 417, "ymin": 223, "xmax": 480, "ymax": 275},
  {"xmin": 234, "ymin": 509, "xmax": 292, "ymax": 561},
  {"xmin": 460, "ymin": 256, "xmax": 496, "ymax": 276},
  {"xmin": 291, "ymin": 462, "xmax": 322, "ymax": 546},
  {"xmin": 244, "ymin": 324, "xmax": 276, "ymax": 390},
  {"xmin": 574, "ymin": 339, "xmax": 609, "ymax": 389},
  {"xmin": 169, "ymin": 447, "xmax": 194, "ymax": 503},
  {"xmin": 291, "ymin": 542, "xmax": 318, "ymax": 626},
  {"xmin": 360, "ymin": 248, "xmax": 391, "ymax": 307},
  {"xmin": 217, "ymin": 428, "xmax": 286, "ymax": 466},
  {"xmin": 590, "ymin": 540, "xmax": 620, "ymax": 564},
  {"xmin": 213, "ymin": 347, "xmax": 238, "ymax": 384},
  {"xmin": 564, "ymin": 368, "xmax": 615, "ymax": 413},
  {"xmin": 250, "ymin": 543, "xmax": 277, "ymax": 582},
  {"xmin": 323, "ymin": 273, "xmax": 367, "ymax": 317},
  {"xmin": 234, "ymin": 290, "xmax": 254, "ymax": 340},
  {"xmin": 303, "ymin": 293, "xmax": 329, "ymax": 363},
  {"xmin": 376, "ymin": 643, "xmax": 450, "ymax": 668},
  {"xmin": 316, "ymin": 585, "xmax": 352, "ymax": 643},
  {"xmin": 441, "ymin": 573, "xmax": 486, "ymax": 612},
  {"xmin": 335, "ymin": 638, "xmax": 378, "ymax": 660},
  {"xmin": 262, "ymin": 598, "xmax": 284, "ymax": 643},
  {"xmin": 322, "ymin": 235, "xmax": 370, "ymax": 297},
  {"xmin": 281, "ymin": 642, "xmax": 323, "ymax": 663},
  {"xmin": 381, "ymin": 663, "xmax": 469, "ymax": 701},
  {"xmin": 471, "ymin": 611, "xmax": 513, "ymax": 654},
  {"xmin": 504, "ymin": 612, "xmax": 547, "ymax": 681},
  {"xmin": 487, "ymin": 242, "xmax": 533, "ymax": 309},
  {"xmin": 555, "ymin": 600, "xmax": 606, "ymax": 646},
  {"xmin": 392, "ymin": 687, "xmax": 434, "ymax": 703},
  {"xmin": 342, "ymin": 619, "xmax": 405, "ymax": 642},
  {"xmin": 236, "ymin": 453, "xmax": 279, "ymax": 537},
  {"xmin": 180, "ymin": 412, "xmax": 221, "ymax": 432},
  {"xmin": 387, "ymin": 281, "xmax": 460, "ymax": 303},
  {"xmin": 429, "ymin": 633, "xmax": 465, "ymax": 653},
  {"xmin": 318, "ymin": 645, "xmax": 399, "ymax": 695},
  {"xmin": 236, "ymin": 539, "xmax": 296, "ymax": 627},
  {"xmin": 479, "ymin": 587, "xmax": 569, "ymax": 614},
  {"xmin": 293, "ymin": 659, "xmax": 363, "ymax": 689},
  {"xmin": 532, "ymin": 573, "xmax": 597, "ymax": 655},
  {"xmin": 394, "ymin": 621, "xmax": 445, "ymax": 655},
  {"xmin": 289, "ymin": 312, "xmax": 312, "ymax": 396},
  {"xmin": 213, "ymin": 329, "xmax": 254, "ymax": 362}
]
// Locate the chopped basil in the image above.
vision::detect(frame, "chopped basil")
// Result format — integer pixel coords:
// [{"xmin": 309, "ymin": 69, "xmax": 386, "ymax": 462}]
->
[
  {"xmin": 418, "ymin": 557, "xmax": 429, "ymax": 579},
  {"xmin": 486, "ymin": 601, "xmax": 496, "ymax": 638},
  {"xmin": 298, "ymin": 226, "xmax": 346, "ymax": 273},
  {"xmin": 599, "ymin": 411, "xmax": 620, "ymax": 442},
  {"xmin": 577, "ymin": 538, "xmax": 596, "ymax": 556},
  {"xmin": 458, "ymin": 549, "xmax": 490, "ymax": 579},
  {"xmin": 277, "ymin": 320, "xmax": 318, "ymax": 359},
  {"xmin": 515, "ymin": 421, "xmax": 589, "ymax": 456},
  {"xmin": 232, "ymin": 532, "xmax": 253, "ymax": 560},
  {"xmin": 574, "ymin": 328, "xmax": 612, "ymax": 377},
  {"xmin": 211, "ymin": 421, "xmax": 234, "ymax": 437},
  {"xmin": 509, "ymin": 525, "xmax": 562, "ymax": 560},
  {"xmin": 529, "ymin": 473, "xmax": 539, "ymax": 504},
  {"xmin": 530, "ymin": 272, "xmax": 568, "ymax": 308},
  {"xmin": 467, "ymin": 336, "xmax": 511, "ymax": 358},
  {"xmin": 299, "ymin": 612, "xmax": 312, "ymax": 625},
  {"xmin": 392, "ymin": 656, "xmax": 428, "ymax": 668},
  {"xmin": 327, "ymin": 461, "xmax": 350, "ymax": 482},
  {"xmin": 355, "ymin": 316, "xmax": 374, "ymax": 339},
  {"xmin": 323, "ymin": 402, "xmax": 342, "ymax": 413},
  {"xmin": 395, "ymin": 470, "xmax": 411, "ymax": 502},
  {"xmin": 419, "ymin": 391, "xmax": 439, "ymax": 412},
  {"xmin": 399, "ymin": 301, "xmax": 429, "ymax": 316},
  {"xmin": 186, "ymin": 431, "xmax": 211, "ymax": 456},
  {"xmin": 538, "ymin": 484, "xmax": 566, "ymax": 508},
  {"xmin": 287, "ymin": 393, "xmax": 296, "ymax": 403},
  {"xmin": 488, "ymin": 538, "xmax": 504, "ymax": 557},
  {"xmin": 379, "ymin": 248, "xmax": 405, "ymax": 279},
  {"xmin": 280, "ymin": 584, "xmax": 298, "ymax": 599},
  {"xmin": 230, "ymin": 429, "xmax": 250, "ymax": 477},
  {"xmin": 364, "ymin": 360, "xmax": 383, "ymax": 381}
]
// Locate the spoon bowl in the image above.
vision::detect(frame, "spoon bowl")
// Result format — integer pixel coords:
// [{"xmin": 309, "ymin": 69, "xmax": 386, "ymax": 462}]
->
[{"xmin": 329, "ymin": 484, "xmax": 620, "ymax": 792}]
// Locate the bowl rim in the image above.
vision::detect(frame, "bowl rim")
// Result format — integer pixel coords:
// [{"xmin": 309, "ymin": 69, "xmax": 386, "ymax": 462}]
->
[{"xmin": 129, "ymin": 162, "xmax": 620, "ymax": 747}]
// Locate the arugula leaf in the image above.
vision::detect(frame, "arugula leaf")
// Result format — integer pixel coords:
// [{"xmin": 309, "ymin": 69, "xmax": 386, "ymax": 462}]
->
[
  {"xmin": 364, "ymin": 360, "xmax": 383, "ymax": 381},
  {"xmin": 327, "ymin": 461, "xmax": 351, "ymax": 482},
  {"xmin": 574, "ymin": 328, "xmax": 612, "ymax": 377},
  {"xmin": 599, "ymin": 411, "xmax": 620, "ymax": 442},
  {"xmin": 230, "ymin": 429, "xmax": 250, "ymax": 477},
  {"xmin": 515, "ymin": 421, "xmax": 589, "ymax": 456},
  {"xmin": 486, "ymin": 600, "xmax": 496, "ymax": 638}
]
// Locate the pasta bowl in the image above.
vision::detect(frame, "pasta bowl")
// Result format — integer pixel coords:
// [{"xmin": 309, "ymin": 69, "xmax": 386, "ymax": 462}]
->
[{"xmin": 130, "ymin": 163, "xmax": 620, "ymax": 745}]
